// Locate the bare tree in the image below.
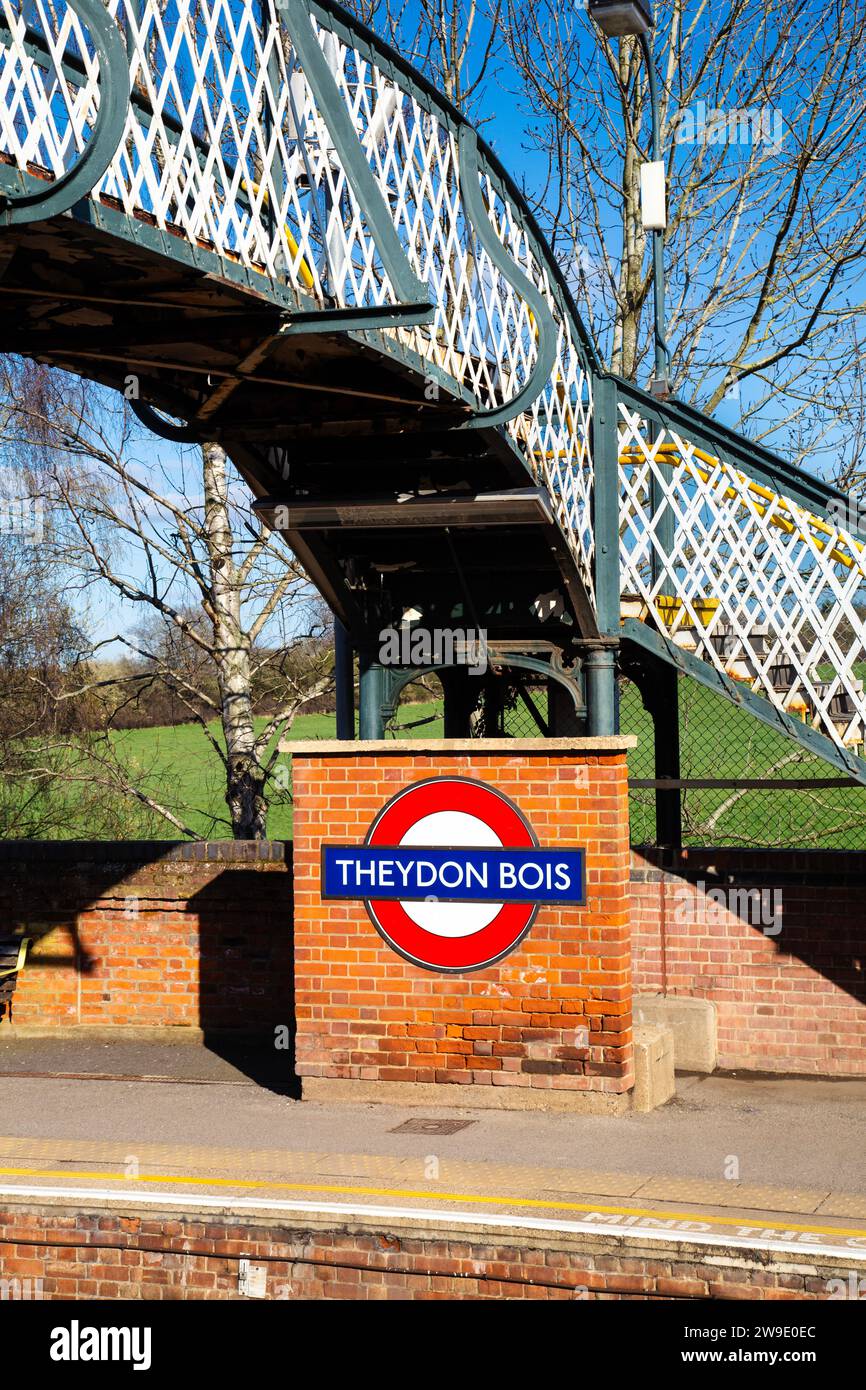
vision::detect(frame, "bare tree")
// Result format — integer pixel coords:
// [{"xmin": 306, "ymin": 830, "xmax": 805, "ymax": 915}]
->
[
  {"xmin": 498, "ymin": 0, "xmax": 866, "ymax": 482},
  {"xmin": 0, "ymin": 506, "xmax": 164, "ymax": 837},
  {"xmin": 1, "ymin": 361, "xmax": 332, "ymax": 840},
  {"xmin": 344, "ymin": 0, "xmax": 503, "ymax": 118}
]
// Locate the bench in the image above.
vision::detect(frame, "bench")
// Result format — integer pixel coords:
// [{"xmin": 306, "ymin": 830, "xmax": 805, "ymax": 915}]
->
[{"xmin": 0, "ymin": 937, "xmax": 30, "ymax": 1021}]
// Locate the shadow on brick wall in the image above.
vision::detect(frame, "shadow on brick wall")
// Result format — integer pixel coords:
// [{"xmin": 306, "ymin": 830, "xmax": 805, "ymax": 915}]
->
[
  {"xmin": 0, "ymin": 841, "xmax": 298, "ymax": 1094},
  {"xmin": 632, "ymin": 848, "xmax": 866, "ymax": 1011},
  {"xmin": 189, "ymin": 860, "xmax": 298, "ymax": 1095}
]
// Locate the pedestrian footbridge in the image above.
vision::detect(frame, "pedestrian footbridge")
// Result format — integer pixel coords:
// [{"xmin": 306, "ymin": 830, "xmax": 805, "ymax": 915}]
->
[{"xmin": 2, "ymin": 0, "xmax": 865, "ymax": 812}]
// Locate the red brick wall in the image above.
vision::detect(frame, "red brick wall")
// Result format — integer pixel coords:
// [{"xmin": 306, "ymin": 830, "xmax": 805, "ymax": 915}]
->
[
  {"xmin": 7, "ymin": 837, "xmax": 863, "ymax": 1080},
  {"xmin": 0, "ymin": 1206, "xmax": 844, "ymax": 1299},
  {"xmin": 0, "ymin": 842, "xmax": 291, "ymax": 1033},
  {"xmin": 632, "ymin": 849, "xmax": 866, "ymax": 1075},
  {"xmin": 291, "ymin": 750, "xmax": 633, "ymax": 1097}
]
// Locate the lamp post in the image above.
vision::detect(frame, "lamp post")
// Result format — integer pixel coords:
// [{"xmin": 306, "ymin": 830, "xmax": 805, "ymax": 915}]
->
[{"xmin": 588, "ymin": 0, "xmax": 671, "ymax": 398}]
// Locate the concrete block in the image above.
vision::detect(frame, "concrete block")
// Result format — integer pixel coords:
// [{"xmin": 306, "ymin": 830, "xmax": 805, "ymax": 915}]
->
[
  {"xmin": 634, "ymin": 995, "xmax": 718, "ymax": 1073},
  {"xmin": 632, "ymin": 1023, "xmax": 676, "ymax": 1113}
]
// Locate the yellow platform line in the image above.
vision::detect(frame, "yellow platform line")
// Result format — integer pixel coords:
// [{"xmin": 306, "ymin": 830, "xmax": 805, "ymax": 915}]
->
[{"xmin": 1, "ymin": 1166, "xmax": 864, "ymax": 1240}]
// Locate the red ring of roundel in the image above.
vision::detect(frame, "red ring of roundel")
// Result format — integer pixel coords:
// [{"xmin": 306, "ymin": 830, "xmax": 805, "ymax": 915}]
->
[{"xmin": 365, "ymin": 777, "xmax": 538, "ymax": 972}]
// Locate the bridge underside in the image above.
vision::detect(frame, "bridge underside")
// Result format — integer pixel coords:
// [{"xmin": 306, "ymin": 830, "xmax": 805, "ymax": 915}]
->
[{"xmin": 2, "ymin": 207, "xmax": 595, "ymax": 660}]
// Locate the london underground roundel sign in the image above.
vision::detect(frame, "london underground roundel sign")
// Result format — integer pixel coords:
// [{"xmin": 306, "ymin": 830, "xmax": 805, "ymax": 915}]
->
[{"xmin": 322, "ymin": 777, "xmax": 585, "ymax": 973}]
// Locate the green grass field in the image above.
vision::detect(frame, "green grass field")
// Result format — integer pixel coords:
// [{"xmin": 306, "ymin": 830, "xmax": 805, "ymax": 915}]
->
[
  {"xmin": 19, "ymin": 679, "xmax": 866, "ymax": 848},
  {"xmin": 620, "ymin": 679, "xmax": 866, "ymax": 850},
  {"xmin": 108, "ymin": 699, "xmax": 446, "ymax": 841}
]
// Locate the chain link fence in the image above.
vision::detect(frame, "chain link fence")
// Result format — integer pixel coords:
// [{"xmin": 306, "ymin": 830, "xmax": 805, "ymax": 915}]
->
[
  {"xmin": 387, "ymin": 667, "xmax": 866, "ymax": 848},
  {"xmin": 621, "ymin": 675, "xmax": 866, "ymax": 850},
  {"xmin": 482, "ymin": 676, "xmax": 550, "ymax": 738}
]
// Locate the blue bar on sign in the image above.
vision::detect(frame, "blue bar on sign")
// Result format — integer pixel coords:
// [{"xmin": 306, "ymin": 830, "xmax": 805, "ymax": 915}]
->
[{"xmin": 321, "ymin": 846, "xmax": 585, "ymax": 904}]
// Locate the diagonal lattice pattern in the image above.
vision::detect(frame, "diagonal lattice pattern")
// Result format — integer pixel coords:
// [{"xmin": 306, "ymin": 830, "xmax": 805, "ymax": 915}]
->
[
  {"xmin": 0, "ymin": 1, "xmax": 100, "ymax": 181},
  {"xmin": 0, "ymin": 0, "xmax": 595, "ymax": 593},
  {"xmin": 618, "ymin": 404, "xmax": 866, "ymax": 755},
  {"xmin": 313, "ymin": 16, "xmax": 594, "ymax": 591}
]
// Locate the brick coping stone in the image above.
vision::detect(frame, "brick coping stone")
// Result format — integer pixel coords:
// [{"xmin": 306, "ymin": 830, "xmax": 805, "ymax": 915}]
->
[{"xmin": 279, "ymin": 737, "xmax": 637, "ymax": 754}]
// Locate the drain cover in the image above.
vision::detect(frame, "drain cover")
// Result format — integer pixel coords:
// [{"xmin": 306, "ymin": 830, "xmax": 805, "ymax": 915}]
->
[{"xmin": 389, "ymin": 1118, "xmax": 476, "ymax": 1136}]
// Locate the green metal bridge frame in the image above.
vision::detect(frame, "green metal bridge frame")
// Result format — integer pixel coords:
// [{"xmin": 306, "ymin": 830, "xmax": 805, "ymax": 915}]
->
[{"xmin": 2, "ymin": 0, "xmax": 865, "ymax": 848}]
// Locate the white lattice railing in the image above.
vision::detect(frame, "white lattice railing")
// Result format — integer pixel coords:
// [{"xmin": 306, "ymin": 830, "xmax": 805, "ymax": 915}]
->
[
  {"xmin": 314, "ymin": 17, "xmax": 595, "ymax": 590},
  {"xmin": 618, "ymin": 403, "xmax": 866, "ymax": 753},
  {"xmin": 0, "ymin": 0, "xmax": 595, "ymax": 593}
]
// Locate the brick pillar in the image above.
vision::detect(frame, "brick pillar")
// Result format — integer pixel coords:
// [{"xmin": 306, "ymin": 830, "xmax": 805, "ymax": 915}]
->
[{"xmin": 285, "ymin": 738, "xmax": 635, "ymax": 1113}]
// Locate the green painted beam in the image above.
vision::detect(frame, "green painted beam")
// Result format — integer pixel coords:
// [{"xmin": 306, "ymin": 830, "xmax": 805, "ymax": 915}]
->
[
  {"xmin": 622, "ymin": 618, "xmax": 866, "ymax": 787},
  {"xmin": 591, "ymin": 374, "xmax": 622, "ymax": 637},
  {"xmin": 279, "ymin": 0, "xmax": 433, "ymax": 326}
]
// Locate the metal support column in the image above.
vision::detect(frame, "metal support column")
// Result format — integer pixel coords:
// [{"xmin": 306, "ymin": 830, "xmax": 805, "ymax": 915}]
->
[
  {"xmin": 638, "ymin": 30, "xmax": 672, "ymax": 398},
  {"xmin": 587, "ymin": 371, "xmax": 622, "ymax": 739},
  {"xmin": 652, "ymin": 659, "xmax": 682, "ymax": 849},
  {"xmin": 334, "ymin": 619, "xmax": 354, "ymax": 739},
  {"xmin": 358, "ymin": 657, "xmax": 390, "ymax": 740},
  {"xmin": 442, "ymin": 666, "xmax": 474, "ymax": 737},
  {"xmin": 622, "ymin": 648, "xmax": 682, "ymax": 850},
  {"xmin": 584, "ymin": 645, "xmax": 619, "ymax": 737},
  {"xmin": 591, "ymin": 374, "xmax": 622, "ymax": 640},
  {"xmin": 547, "ymin": 676, "xmax": 585, "ymax": 736},
  {"xmin": 482, "ymin": 673, "xmax": 506, "ymax": 737}
]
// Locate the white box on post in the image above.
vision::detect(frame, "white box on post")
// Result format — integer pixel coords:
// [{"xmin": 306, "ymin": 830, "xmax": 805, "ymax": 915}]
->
[{"xmin": 640, "ymin": 160, "xmax": 667, "ymax": 230}]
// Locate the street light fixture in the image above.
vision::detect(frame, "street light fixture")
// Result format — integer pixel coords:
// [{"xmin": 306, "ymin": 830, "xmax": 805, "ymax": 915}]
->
[
  {"xmin": 588, "ymin": 0, "xmax": 671, "ymax": 398},
  {"xmin": 587, "ymin": 0, "xmax": 652, "ymax": 37}
]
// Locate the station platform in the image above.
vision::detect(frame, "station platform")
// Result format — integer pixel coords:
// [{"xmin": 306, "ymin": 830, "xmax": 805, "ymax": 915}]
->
[{"xmin": 0, "ymin": 1037, "xmax": 864, "ymax": 1298}]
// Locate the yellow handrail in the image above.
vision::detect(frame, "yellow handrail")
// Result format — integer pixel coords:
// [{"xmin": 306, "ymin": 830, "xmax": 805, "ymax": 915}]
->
[
  {"xmin": 620, "ymin": 444, "xmax": 863, "ymax": 574},
  {"xmin": 241, "ymin": 179, "xmax": 316, "ymax": 293},
  {"xmin": 0, "ymin": 937, "xmax": 29, "ymax": 981}
]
